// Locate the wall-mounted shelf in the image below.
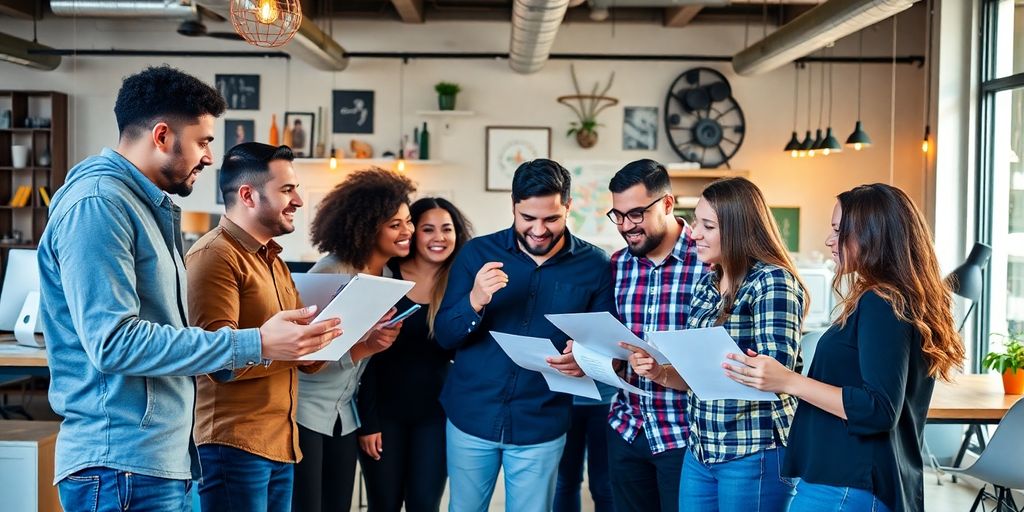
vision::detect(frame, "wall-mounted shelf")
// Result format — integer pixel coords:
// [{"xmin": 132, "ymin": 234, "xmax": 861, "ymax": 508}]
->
[
  {"xmin": 416, "ymin": 110, "xmax": 475, "ymax": 134},
  {"xmin": 292, "ymin": 158, "xmax": 444, "ymax": 166}
]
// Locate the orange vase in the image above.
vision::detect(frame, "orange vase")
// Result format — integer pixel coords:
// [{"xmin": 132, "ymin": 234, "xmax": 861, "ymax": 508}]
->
[
  {"xmin": 269, "ymin": 114, "xmax": 280, "ymax": 145},
  {"xmin": 1002, "ymin": 369, "xmax": 1024, "ymax": 395}
]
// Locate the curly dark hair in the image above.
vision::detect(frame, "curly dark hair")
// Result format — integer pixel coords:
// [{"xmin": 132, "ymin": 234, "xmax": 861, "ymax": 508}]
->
[
  {"xmin": 114, "ymin": 65, "xmax": 227, "ymax": 140},
  {"xmin": 310, "ymin": 168, "xmax": 416, "ymax": 269}
]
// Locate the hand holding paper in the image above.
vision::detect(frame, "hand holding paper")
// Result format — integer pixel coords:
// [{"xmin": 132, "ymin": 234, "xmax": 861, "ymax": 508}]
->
[
  {"xmin": 572, "ymin": 341, "xmax": 651, "ymax": 397},
  {"xmin": 722, "ymin": 348, "xmax": 798, "ymax": 395},
  {"xmin": 545, "ymin": 312, "xmax": 670, "ymax": 364},
  {"xmin": 648, "ymin": 326, "xmax": 778, "ymax": 401},
  {"xmin": 491, "ymin": 331, "xmax": 602, "ymax": 400}
]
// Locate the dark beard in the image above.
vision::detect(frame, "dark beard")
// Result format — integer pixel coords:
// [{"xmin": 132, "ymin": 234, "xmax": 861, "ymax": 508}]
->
[
  {"xmin": 160, "ymin": 140, "xmax": 198, "ymax": 197},
  {"xmin": 624, "ymin": 228, "xmax": 665, "ymax": 257},
  {"xmin": 256, "ymin": 201, "xmax": 295, "ymax": 238},
  {"xmin": 514, "ymin": 228, "xmax": 564, "ymax": 257}
]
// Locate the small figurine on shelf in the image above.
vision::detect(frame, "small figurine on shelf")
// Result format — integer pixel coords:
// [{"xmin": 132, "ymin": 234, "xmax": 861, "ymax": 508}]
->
[{"xmin": 351, "ymin": 139, "xmax": 373, "ymax": 159}]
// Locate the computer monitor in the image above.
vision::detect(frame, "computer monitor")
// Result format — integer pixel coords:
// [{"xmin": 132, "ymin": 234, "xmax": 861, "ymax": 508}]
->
[{"xmin": 0, "ymin": 249, "xmax": 41, "ymax": 333}]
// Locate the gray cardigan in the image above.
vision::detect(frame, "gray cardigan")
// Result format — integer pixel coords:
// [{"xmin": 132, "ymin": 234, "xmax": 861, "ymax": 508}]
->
[{"xmin": 296, "ymin": 254, "xmax": 393, "ymax": 437}]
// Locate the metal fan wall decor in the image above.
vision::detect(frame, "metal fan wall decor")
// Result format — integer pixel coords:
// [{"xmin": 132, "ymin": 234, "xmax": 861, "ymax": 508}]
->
[{"xmin": 664, "ymin": 68, "xmax": 745, "ymax": 168}]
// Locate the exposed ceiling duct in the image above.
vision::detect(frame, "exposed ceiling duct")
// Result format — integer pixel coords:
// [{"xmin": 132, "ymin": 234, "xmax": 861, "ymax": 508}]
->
[
  {"xmin": 0, "ymin": 32, "xmax": 62, "ymax": 70},
  {"xmin": 510, "ymin": 0, "xmax": 570, "ymax": 74},
  {"xmin": 288, "ymin": 17, "xmax": 349, "ymax": 71},
  {"xmin": 731, "ymin": 0, "xmax": 917, "ymax": 76},
  {"xmin": 50, "ymin": 0, "xmax": 198, "ymax": 18}
]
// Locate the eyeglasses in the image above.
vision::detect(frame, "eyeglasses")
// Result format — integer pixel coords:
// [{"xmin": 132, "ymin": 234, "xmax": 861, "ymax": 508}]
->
[{"xmin": 606, "ymin": 195, "xmax": 668, "ymax": 225}]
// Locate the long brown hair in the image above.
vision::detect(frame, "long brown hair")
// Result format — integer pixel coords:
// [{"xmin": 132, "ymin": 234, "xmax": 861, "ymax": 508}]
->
[
  {"xmin": 404, "ymin": 197, "xmax": 474, "ymax": 337},
  {"xmin": 700, "ymin": 177, "xmax": 808, "ymax": 323},
  {"xmin": 833, "ymin": 184, "xmax": 963, "ymax": 381}
]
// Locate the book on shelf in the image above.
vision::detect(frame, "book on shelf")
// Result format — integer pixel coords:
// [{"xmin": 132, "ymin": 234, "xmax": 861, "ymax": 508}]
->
[
  {"xmin": 38, "ymin": 186, "xmax": 50, "ymax": 207},
  {"xmin": 8, "ymin": 185, "xmax": 31, "ymax": 207}
]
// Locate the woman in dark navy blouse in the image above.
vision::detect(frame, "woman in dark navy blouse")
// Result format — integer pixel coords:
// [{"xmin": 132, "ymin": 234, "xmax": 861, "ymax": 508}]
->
[
  {"xmin": 726, "ymin": 183, "xmax": 964, "ymax": 512},
  {"xmin": 355, "ymin": 197, "xmax": 473, "ymax": 512}
]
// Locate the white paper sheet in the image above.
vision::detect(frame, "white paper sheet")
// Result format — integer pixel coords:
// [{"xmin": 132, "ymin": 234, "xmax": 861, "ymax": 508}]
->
[
  {"xmin": 571, "ymin": 341, "xmax": 651, "ymax": 397},
  {"xmin": 291, "ymin": 273, "xmax": 351, "ymax": 311},
  {"xmin": 490, "ymin": 331, "xmax": 602, "ymax": 400},
  {"xmin": 298, "ymin": 273, "xmax": 415, "ymax": 361},
  {"xmin": 648, "ymin": 326, "xmax": 779, "ymax": 401},
  {"xmin": 545, "ymin": 311, "xmax": 670, "ymax": 364}
]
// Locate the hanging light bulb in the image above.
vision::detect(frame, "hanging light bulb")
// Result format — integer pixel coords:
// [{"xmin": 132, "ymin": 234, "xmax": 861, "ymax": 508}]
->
[
  {"xmin": 799, "ymin": 130, "xmax": 813, "ymax": 158},
  {"xmin": 256, "ymin": 0, "xmax": 280, "ymax": 23},
  {"xmin": 396, "ymin": 159, "xmax": 407, "ymax": 172},
  {"xmin": 329, "ymin": 146, "xmax": 337, "ymax": 170},
  {"xmin": 921, "ymin": 125, "xmax": 930, "ymax": 153},
  {"xmin": 810, "ymin": 128, "xmax": 824, "ymax": 157},
  {"xmin": 822, "ymin": 52, "xmax": 842, "ymax": 156}
]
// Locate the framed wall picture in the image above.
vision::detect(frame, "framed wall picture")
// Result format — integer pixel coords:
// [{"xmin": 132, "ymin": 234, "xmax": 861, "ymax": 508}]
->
[
  {"xmin": 215, "ymin": 74, "xmax": 260, "ymax": 110},
  {"xmin": 224, "ymin": 119, "xmax": 255, "ymax": 149},
  {"xmin": 332, "ymin": 90, "xmax": 375, "ymax": 134},
  {"xmin": 623, "ymin": 106, "xmax": 658, "ymax": 150},
  {"xmin": 215, "ymin": 169, "xmax": 224, "ymax": 205},
  {"xmin": 485, "ymin": 126, "xmax": 552, "ymax": 191},
  {"xmin": 284, "ymin": 112, "xmax": 315, "ymax": 157},
  {"xmin": 771, "ymin": 206, "xmax": 800, "ymax": 252}
]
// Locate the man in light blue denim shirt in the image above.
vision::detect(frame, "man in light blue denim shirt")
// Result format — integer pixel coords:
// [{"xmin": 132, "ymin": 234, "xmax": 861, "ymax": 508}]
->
[{"xmin": 38, "ymin": 66, "xmax": 342, "ymax": 512}]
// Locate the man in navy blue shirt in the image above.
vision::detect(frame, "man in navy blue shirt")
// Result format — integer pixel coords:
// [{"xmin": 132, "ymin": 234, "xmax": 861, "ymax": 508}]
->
[{"xmin": 436, "ymin": 159, "xmax": 616, "ymax": 511}]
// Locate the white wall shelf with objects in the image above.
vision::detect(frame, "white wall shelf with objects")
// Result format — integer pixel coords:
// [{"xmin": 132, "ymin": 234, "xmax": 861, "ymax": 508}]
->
[
  {"xmin": 292, "ymin": 158, "xmax": 444, "ymax": 166},
  {"xmin": 667, "ymin": 167, "xmax": 750, "ymax": 197},
  {"xmin": 416, "ymin": 110, "xmax": 476, "ymax": 134}
]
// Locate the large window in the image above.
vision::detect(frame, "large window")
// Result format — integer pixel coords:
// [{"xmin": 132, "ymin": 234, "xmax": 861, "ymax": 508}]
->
[{"xmin": 979, "ymin": 0, "xmax": 1024, "ymax": 364}]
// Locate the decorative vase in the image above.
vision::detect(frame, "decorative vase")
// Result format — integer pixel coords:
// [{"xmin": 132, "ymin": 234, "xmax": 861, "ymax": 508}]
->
[
  {"xmin": 1002, "ymin": 369, "xmax": 1024, "ymax": 395},
  {"xmin": 269, "ymin": 114, "xmax": 280, "ymax": 146},
  {"xmin": 37, "ymin": 145, "xmax": 51, "ymax": 167},
  {"xmin": 575, "ymin": 130, "xmax": 598, "ymax": 149},
  {"xmin": 10, "ymin": 145, "xmax": 29, "ymax": 168},
  {"xmin": 438, "ymin": 93, "xmax": 456, "ymax": 111}
]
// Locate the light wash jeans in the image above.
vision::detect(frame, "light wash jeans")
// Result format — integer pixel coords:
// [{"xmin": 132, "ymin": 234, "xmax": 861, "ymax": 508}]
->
[
  {"xmin": 679, "ymin": 447, "xmax": 795, "ymax": 512},
  {"xmin": 446, "ymin": 420, "xmax": 567, "ymax": 512},
  {"xmin": 57, "ymin": 467, "xmax": 192, "ymax": 512},
  {"xmin": 789, "ymin": 481, "xmax": 893, "ymax": 512}
]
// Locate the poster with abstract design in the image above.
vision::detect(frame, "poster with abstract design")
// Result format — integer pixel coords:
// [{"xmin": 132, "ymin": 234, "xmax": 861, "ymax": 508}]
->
[
  {"xmin": 332, "ymin": 90, "xmax": 374, "ymax": 134},
  {"xmin": 485, "ymin": 126, "xmax": 551, "ymax": 191},
  {"xmin": 623, "ymin": 106, "xmax": 658, "ymax": 150}
]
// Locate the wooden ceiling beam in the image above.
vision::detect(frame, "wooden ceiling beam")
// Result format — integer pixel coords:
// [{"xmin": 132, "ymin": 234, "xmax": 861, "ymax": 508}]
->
[
  {"xmin": 664, "ymin": 5, "xmax": 702, "ymax": 28},
  {"xmin": 391, "ymin": 0, "xmax": 425, "ymax": 23},
  {"xmin": 0, "ymin": 0, "xmax": 36, "ymax": 19}
]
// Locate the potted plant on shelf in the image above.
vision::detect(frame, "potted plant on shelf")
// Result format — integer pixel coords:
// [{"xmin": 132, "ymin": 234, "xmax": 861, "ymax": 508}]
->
[
  {"xmin": 435, "ymin": 82, "xmax": 461, "ymax": 111},
  {"xmin": 982, "ymin": 333, "xmax": 1024, "ymax": 395}
]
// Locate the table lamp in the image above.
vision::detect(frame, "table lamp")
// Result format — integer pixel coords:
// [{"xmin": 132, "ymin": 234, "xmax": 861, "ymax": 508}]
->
[{"xmin": 947, "ymin": 242, "xmax": 993, "ymax": 332}]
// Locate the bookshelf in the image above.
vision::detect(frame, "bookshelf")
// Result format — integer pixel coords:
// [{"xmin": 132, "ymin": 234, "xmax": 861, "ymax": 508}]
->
[{"xmin": 0, "ymin": 90, "xmax": 68, "ymax": 260}]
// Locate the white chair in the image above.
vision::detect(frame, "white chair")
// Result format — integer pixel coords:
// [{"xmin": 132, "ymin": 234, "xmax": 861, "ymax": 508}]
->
[
  {"xmin": 797, "ymin": 329, "xmax": 825, "ymax": 376},
  {"xmin": 941, "ymin": 398, "xmax": 1024, "ymax": 512}
]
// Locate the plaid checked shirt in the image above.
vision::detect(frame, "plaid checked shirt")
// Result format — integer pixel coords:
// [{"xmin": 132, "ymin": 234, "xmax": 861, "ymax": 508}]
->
[
  {"xmin": 608, "ymin": 221, "xmax": 705, "ymax": 455},
  {"xmin": 685, "ymin": 261, "xmax": 804, "ymax": 464}
]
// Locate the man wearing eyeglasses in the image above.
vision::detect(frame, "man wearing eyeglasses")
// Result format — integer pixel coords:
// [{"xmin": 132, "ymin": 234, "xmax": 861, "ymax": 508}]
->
[{"xmin": 603, "ymin": 159, "xmax": 705, "ymax": 512}]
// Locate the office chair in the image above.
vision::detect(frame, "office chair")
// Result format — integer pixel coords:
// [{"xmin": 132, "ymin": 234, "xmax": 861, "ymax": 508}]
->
[{"xmin": 941, "ymin": 398, "xmax": 1024, "ymax": 512}]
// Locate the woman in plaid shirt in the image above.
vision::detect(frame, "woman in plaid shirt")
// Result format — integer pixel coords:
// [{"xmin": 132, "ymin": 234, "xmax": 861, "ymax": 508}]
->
[
  {"xmin": 625, "ymin": 177, "xmax": 807, "ymax": 512},
  {"xmin": 726, "ymin": 184, "xmax": 963, "ymax": 512}
]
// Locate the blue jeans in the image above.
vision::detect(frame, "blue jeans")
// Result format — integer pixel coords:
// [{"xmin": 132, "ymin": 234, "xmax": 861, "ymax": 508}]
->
[
  {"xmin": 789, "ymin": 481, "xmax": 893, "ymax": 512},
  {"xmin": 554, "ymin": 404, "xmax": 615, "ymax": 512},
  {"xmin": 57, "ymin": 466, "xmax": 192, "ymax": 512},
  {"xmin": 679, "ymin": 447, "xmax": 795, "ymax": 512},
  {"xmin": 446, "ymin": 420, "xmax": 567, "ymax": 512},
  {"xmin": 197, "ymin": 444, "xmax": 294, "ymax": 512}
]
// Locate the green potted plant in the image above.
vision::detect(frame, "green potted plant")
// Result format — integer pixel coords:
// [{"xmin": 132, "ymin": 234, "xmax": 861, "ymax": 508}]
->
[
  {"xmin": 435, "ymin": 82, "xmax": 461, "ymax": 111},
  {"xmin": 567, "ymin": 119, "xmax": 601, "ymax": 149},
  {"xmin": 982, "ymin": 333, "xmax": 1024, "ymax": 394}
]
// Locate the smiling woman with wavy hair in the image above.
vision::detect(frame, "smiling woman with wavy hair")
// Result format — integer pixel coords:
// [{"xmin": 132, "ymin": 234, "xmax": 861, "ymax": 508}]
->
[{"xmin": 728, "ymin": 183, "xmax": 963, "ymax": 512}]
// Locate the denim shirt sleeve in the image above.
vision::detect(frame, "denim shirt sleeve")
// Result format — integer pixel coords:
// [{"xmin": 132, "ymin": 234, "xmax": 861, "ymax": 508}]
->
[
  {"xmin": 435, "ymin": 244, "xmax": 484, "ymax": 350},
  {"xmin": 54, "ymin": 196, "xmax": 263, "ymax": 376}
]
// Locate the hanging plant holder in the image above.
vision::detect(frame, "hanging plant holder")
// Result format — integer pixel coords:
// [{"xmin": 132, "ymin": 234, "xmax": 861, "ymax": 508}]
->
[
  {"xmin": 230, "ymin": 0, "xmax": 303, "ymax": 49},
  {"xmin": 558, "ymin": 65, "xmax": 618, "ymax": 149}
]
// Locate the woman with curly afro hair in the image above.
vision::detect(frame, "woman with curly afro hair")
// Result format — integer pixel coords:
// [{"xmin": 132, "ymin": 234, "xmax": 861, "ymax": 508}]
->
[{"xmin": 294, "ymin": 168, "xmax": 416, "ymax": 512}]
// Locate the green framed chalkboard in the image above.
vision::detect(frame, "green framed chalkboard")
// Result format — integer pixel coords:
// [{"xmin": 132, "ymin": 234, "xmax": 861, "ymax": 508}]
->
[{"xmin": 771, "ymin": 207, "xmax": 800, "ymax": 252}]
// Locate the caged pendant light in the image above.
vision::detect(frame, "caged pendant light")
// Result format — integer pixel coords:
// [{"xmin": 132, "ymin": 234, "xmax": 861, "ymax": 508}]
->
[{"xmin": 230, "ymin": 0, "xmax": 303, "ymax": 48}]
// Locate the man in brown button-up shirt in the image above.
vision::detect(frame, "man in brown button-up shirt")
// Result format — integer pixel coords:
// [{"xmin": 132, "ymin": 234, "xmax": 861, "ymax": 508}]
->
[{"xmin": 186, "ymin": 143, "xmax": 324, "ymax": 510}]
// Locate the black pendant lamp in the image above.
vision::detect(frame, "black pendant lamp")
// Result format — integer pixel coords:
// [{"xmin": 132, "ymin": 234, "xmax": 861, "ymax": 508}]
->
[
  {"xmin": 785, "ymin": 64, "xmax": 802, "ymax": 157},
  {"xmin": 847, "ymin": 31, "xmax": 872, "ymax": 150},
  {"xmin": 822, "ymin": 54, "xmax": 842, "ymax": 155},
  {"xmin": 801, "ymin": 64, "xmax": 815, "ymax": 157}
]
